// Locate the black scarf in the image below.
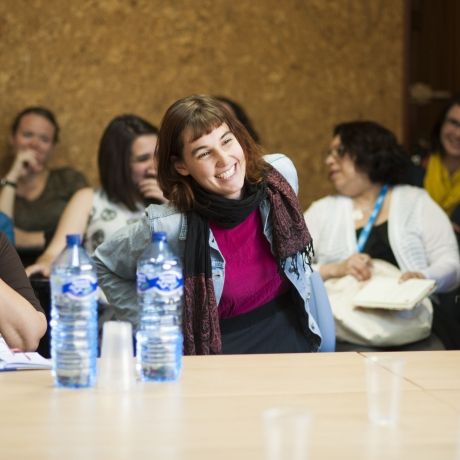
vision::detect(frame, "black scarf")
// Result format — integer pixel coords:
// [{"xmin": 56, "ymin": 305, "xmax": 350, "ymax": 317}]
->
[{"xmin": 183, "ymin": 166, "xmax": 313, "ymax": 355}]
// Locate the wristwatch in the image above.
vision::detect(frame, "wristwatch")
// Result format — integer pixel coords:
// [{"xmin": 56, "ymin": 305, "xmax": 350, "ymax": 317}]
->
[{"xmin": 0, "ymin": 178, "xmax": 17, "ymax": 188}]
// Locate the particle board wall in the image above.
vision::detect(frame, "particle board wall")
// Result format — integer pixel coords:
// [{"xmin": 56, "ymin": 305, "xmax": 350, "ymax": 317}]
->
[{"xmin": 0, "ymin": 0, "xmax": 404, "ymax": 210}]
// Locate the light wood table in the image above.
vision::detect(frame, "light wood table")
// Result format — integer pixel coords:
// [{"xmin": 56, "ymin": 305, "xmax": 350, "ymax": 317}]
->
[{"xmin": 0, "ymin": 351, "xmax": 459, "ymax": 459}]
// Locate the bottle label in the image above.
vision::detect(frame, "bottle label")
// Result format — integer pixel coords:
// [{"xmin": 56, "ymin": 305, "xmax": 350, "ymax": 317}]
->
[
  {"xmin": 62, "ymin": 276, "xmax": 98, "ymax": 300},
  {"xmin": 138, "ymin": 270, "xmax": 183, "ymax": 295}
]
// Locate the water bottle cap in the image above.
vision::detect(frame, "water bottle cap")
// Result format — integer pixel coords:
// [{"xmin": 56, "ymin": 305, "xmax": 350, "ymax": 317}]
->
[
  {"xmin": 152, "ymin": 231, "xmax": 167, "ymax": 242},
  {"xmin": 66, "ymin": 234, "xmax": 81, "ymax": 246}
]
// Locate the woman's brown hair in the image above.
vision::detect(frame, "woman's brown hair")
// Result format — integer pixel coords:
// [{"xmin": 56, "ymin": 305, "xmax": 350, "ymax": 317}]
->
[{"xmin": 157, "ymin": 95, "xmax": 268, "ymax": 212}]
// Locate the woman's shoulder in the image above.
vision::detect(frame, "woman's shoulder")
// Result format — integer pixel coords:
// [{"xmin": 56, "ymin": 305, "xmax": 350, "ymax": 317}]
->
[
  {"xmin": 92, "ymin": 187, "xmax": 112, "ymax": 205},
  {"xmin": 390, "ymin": 185, "xmax": 440, "ymax": 220},
  {"xmin": 49, "ymin": 167, "xmax": 87, "ymax": 181},
  {"xmin": 145, "ymin": 203, "xmax": 183, "ymax": 234},
  {"xmin": 263, "ymin": 153, "xmax": 298, "ymax": 192},
  {"xmin": 48, "ymin": 167, "xmax": 88, "ymax": 191},
  {"xmin": 71, "ymin": 186, "xmax": 95, "ymax": 204},
  {"xmin": 392, "ymin": 184, "xmax": 429, "ymax": 201},
  {"xmin": 145, "ymin": 203, "xmax": 185, "ymax": 252},
  {"xmin": 263, "ymin": 153, "xmax": 295, "ymax": 173},
  {"xmin": 308, "ymin": 194, "xmax": 350, "ymax": 209},
  {"xmin": 304, "ymin": 194, "xmax": 351, "ymax": 226},
  {"xmin": 145, "ymin": 202, "xmax": 181, "ymax": 219}
]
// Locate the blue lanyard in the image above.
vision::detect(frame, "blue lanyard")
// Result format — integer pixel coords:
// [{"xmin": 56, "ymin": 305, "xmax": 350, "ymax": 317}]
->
[{"xmin": 356, "ymin": 184, "xmax": 389, "ymax": 253}]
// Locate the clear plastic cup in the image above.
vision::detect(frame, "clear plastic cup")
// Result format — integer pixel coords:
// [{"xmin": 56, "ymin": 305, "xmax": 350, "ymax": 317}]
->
[
  {"xmin": 365, "ymin": 356, "xmax": 405, "ymax": 426},
  {"xmin": 262, "ymin": 406, "xmax": 312, "ymax": 460},
  {"xmin": 98, "ymin": 321, "xmax": 135, "ymax": 391}
]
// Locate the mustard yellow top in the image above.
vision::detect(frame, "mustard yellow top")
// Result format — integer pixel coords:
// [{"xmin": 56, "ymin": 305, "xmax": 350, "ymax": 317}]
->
[{"xmin": 424, "ymin": 153, "xmax": 460, "ymax": 217}]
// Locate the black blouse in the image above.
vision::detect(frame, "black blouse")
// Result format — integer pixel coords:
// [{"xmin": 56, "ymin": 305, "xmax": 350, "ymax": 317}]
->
[{"xmin": 356, "ymin": 221, "xmax": 399, "ymax": 268}]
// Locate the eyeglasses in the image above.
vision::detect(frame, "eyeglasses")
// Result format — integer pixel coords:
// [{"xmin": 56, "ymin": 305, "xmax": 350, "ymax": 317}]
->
[{"xmin": 326, "ymin": 144, "xmax": 347, "ymax": 159}]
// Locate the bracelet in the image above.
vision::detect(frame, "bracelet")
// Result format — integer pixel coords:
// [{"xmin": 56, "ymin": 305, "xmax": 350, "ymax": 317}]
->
[{"xmin": 0, "ymin": 178, "xmax": 17, "ymax": 188}]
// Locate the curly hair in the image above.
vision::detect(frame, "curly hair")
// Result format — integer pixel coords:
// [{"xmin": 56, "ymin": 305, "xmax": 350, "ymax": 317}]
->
[
  {"xmin": 157, "ymin": 95, "xmax": 268, "ymax": 212},
  {"xmin": 333, "ymin": 121, "xmax": 410, "ymax": 185}
]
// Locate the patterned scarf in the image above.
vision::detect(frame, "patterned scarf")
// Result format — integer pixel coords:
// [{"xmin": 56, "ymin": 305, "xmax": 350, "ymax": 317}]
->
[{"xmin": 182, "ymin": 166, "xmax": 313, "ymax": 355}]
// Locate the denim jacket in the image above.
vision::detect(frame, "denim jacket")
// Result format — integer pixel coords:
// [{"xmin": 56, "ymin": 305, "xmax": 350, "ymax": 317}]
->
[{"xmin": 94, "ymin": 154, "xmax": 322, "ymax": 348}]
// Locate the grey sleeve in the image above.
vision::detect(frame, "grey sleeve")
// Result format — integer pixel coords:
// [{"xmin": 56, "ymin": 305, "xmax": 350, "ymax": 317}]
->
[{"xmin": 93, "ymin": 217, "xmax": 151, "ymax": 327}]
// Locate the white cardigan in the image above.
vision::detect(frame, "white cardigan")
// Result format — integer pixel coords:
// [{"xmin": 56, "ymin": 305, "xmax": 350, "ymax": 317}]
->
[{"xmin": 304, "ymin": 185, "xmax": 460, "ymax": 293}]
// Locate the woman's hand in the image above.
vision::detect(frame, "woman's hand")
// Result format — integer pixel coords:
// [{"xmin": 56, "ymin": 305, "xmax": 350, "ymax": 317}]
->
[
  {"xmin": 320, "ymin": 253, "xmax": 373, "ymax": 281},
  {"xmin": 25, "ymin": 254, "xmax": 54, "ymax": 278},
  {"xmin": 138, "ymin": 176, "xmax": 167, "ymax": 204},
  {"xmin": 339, "ymin": 253, "xmax": 373, "ymax": 281},
  {"xmin": 25, "ymin": 262, "xmax": 51, "ymax": 278},
  {"xmin": 399, "ymin": 271, "xmax": 426, "ymax": 282},
  {"xmin": 8, "ymin": 150, "xmax": 39, "ymax": 180}
]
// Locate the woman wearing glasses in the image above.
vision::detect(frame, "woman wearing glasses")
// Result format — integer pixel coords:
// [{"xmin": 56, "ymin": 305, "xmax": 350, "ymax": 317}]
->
[{"xmin": 304, "ymin": 121, "xmax": 460, "ymax": 349}]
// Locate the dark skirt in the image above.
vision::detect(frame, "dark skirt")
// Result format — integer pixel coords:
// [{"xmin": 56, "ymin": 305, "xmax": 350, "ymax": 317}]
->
[{"xmin": 220, "ymin": 290, "xmax": 314, "ymax": 354}]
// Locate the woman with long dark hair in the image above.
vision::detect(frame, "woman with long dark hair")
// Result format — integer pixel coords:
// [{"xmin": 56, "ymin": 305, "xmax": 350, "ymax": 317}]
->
[{"xmin": 26, "ymin": 114, "xmax": 165, "ymax": 278}]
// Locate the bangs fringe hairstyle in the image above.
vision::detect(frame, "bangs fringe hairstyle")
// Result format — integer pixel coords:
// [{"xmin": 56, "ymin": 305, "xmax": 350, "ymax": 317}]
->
[{"xmin": 157, "ymin": 95, "xmax": 268, "ymax": 212}]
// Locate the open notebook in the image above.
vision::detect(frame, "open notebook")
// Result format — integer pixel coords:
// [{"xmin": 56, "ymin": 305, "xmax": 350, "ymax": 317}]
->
[
  {"xmin": 352, "ymin": 277, "xmax": 436, "ymax": 310},
  {"xmin": 0, "ymin": 337, "xmax": 51, "ymax": 371}
]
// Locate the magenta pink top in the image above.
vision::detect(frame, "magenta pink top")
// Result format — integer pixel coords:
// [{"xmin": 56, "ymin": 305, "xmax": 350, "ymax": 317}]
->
[{"xmin": 210, "ymin": 209, "xmax": 288, "ymax": 319}]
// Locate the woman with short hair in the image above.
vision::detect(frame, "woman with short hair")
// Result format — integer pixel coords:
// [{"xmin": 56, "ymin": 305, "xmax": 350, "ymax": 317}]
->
[{"xmin": 304, "ymin": 121, "xmax": 460, "ymax": 349}]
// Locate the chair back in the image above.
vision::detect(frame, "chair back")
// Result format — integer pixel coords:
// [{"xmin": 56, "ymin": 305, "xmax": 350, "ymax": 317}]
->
[{"xmin": 310, "ymin": 271, "xmax": 336, "ymax": 352}]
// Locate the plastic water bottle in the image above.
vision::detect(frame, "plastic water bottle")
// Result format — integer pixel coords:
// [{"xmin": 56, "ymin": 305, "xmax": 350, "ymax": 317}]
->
[
  {"xmin": 50, "ymin": 234, "xmax": 98, "ymax": 388},
  {"xmin": 136, "ymin": 231, "xmax": 183, "ymax": 382}
]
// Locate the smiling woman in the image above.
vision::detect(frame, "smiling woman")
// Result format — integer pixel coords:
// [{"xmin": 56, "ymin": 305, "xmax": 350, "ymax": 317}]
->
[
  {"xmin": 174, "ymin": 123, "xmax": 246, "ymax": 200},
  {"xmin": 423, "ymin": 94, "xmax": 460, "ymax": 237},
  {"xmin": 304, "ymin": 120, "xmax": 460, "ymax": 350},
  {"xmin": 305, "ymin": 121, "xmax": 459, "ymax": 287},
  {"xmin": 94, "ymin": 94, "xmax": 327, "ymax": 355},
  {"xmin": 25, "ymin": 114, "xmax": 164, "ymax": 279},
  {"xmin": 0, "ymin": 107, "xmax": 88, "ymax": 255}
]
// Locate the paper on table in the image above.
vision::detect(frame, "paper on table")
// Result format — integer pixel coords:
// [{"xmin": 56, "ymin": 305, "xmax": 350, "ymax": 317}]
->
[
  {"xmin": 0, "ymin": 337, "xmax": 51, "ymax": 370},
  {"xmin": 352, "ymin": 277, "xmax": 436, "ymax": 310}
]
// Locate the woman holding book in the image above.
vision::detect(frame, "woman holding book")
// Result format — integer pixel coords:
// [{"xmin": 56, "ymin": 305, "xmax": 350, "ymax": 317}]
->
[{"xmin": 304, "ymin": 121, "xmax": 460, "ymax": 349}]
